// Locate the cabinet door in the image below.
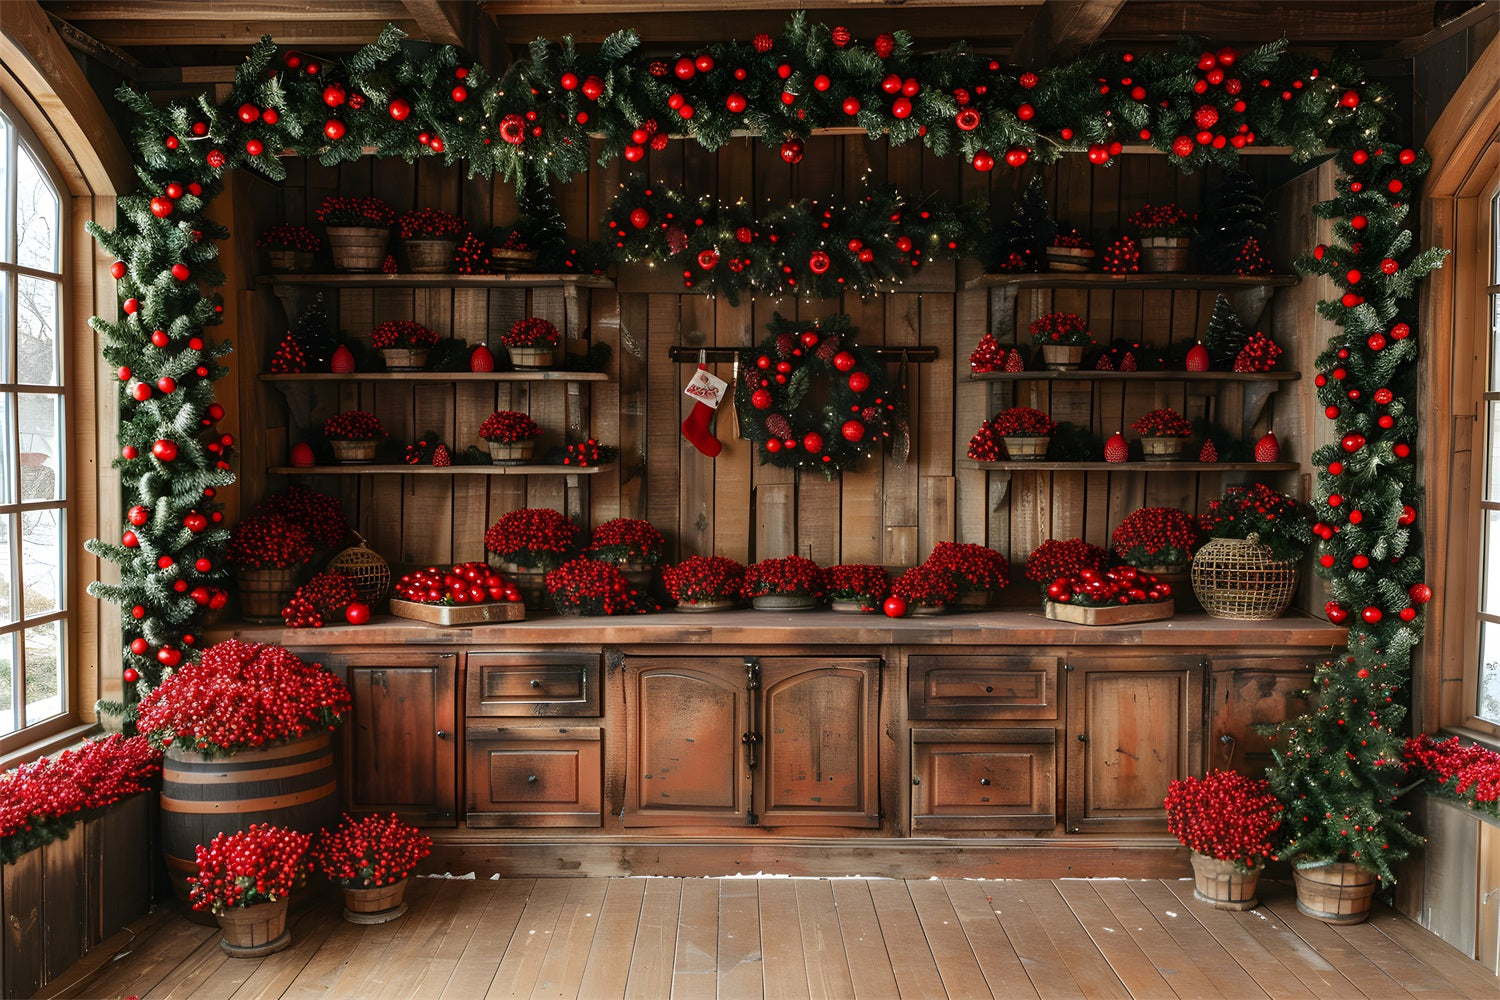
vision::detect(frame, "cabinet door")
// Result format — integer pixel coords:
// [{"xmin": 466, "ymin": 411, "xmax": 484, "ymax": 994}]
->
[
  {"xmin": 322, "ymin": 650, "xmax": 458, "ymax": 826},
  {"xmin": 465, "ymin": 726, "xmax": 602, "ymax": 828},
  {"xmin": 622, "ymin": 657, "xmax": 750, "ymax": 827},
  {"xmin": 758, "ymin": 657, "xmax": 881, "ymax": 828},
  {"xmin": 911, "ymin": 728, "xmax": 1056, "ymax": 832},
  {"xmin": 1209, "ymin": 657, "xmax": 1314, "ymax": 776},
  {"xmin": 1065, "ymin": 657, "xmax": 1204, "ymax": 834}
]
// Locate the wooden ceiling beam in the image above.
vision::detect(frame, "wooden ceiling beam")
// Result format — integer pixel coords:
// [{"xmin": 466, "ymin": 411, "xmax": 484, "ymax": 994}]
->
[
  {"xmin": 41, "ymin": 1, "xmax": 410, "ymax": 21},
  {"xmin": 1101, "ymin": 1, "xmax": 1438, "ymax": 43},
  {"xmin": 58, "ymin": 19, "xmax": 420, "ymax": 48},
  {"xmin": 401, "ymin": 0, "xmax": 466, "ymax": 47},
  {"xmin": 1009, "ymin": 0, "xmax": 1127, "ymax": 67},
  {"xmin": 481, "ymin": 0, "xmax": 1034, "ymax": 13}
]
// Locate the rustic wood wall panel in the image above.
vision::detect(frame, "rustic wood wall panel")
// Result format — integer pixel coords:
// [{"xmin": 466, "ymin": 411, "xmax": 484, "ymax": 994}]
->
[{"xmin": 233, "ymin": 139, "xmax": 1300, "ymax": 577}]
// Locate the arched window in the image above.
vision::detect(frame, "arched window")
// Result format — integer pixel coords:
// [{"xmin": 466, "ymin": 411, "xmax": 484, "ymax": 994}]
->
[{"xmin": 0, "ymin": 99, "xmax": 68, "ymax": 740}]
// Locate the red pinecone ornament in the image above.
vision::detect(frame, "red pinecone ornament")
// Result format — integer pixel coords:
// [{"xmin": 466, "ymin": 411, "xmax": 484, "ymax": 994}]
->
[
  {"xmin": 1003, "ymin": 348, "xmax": 1025, "ymax": 372},
  {"xmin": 1254, "ymin": 431, "xmax": 1280, "ymax": 462},
  {"xmin": 967, "ymin": 421, "xmax": 1000, "ymax": 461},
  {"xmin": 1198, "ymin": 439, "xmax": 1219, "ymax": 462},
  {"xmin": 431, "ymin": 444, "xmax": 451, "ymax": 466},
  {"xmin": 1119, "ymin": 352, "xmax": 1138, "ymax": 372},
  {"xmin": 1104, "ymin": 431, "xmax": 1129, "ymax": 463},
  {"xmin": 1095, "ymin": 353, "xmax": 1115, "ymax": 371},
  {"xmin": 752, "ymin": 33, "xmax": 774, "ymax": 53},
  {"xmin": 330, "ymin": 344, "xmax": 356, "ymax": 373},
  {"xmin": 831, "ymin": 25, "xmax": 851, "ymax": 47},
  {"xmin": 969, "ymin": 333, "xmax": 1003, "ymax": 373},
  {"xmin": 1233, "ymin": 236, "xmax": 1273, "ymax": 276},
  {"xmin": 470, "ymin": 345, "xmax": 495, "ymax": 372},
  {"xmin": 1194, "ymin": 104, "xmax": 1219, "ymax": 130},
  {"xmin": 382, "ymin": 254, "xmax": 398, "ymax": 274},
  {"xmin": 1185, "ymin": 342, "xmax": 1210, "ymax": 372}
]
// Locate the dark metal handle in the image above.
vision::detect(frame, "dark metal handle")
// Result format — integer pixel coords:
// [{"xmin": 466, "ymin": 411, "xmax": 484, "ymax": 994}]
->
[
  {"xmin": 527, "ymin": 774, "xmax": 538, "ymax": 784},
  {"xmin": 436, "ymin": 729, "xmax": 449, "ymax": 740}
]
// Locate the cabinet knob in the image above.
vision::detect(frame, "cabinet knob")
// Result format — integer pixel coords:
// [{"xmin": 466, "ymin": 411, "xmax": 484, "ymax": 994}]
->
[
  {"xmin": 527, "ymin": 774, "xmax": 538, "ymax": 784},
  {"xmin": 530, "ymin": 679, "xmax": 542, "ymax": 689},
  {"xmin": 436, "ymin": 730, "xmax": 449, "ymax": 740},
  {"xmin": 911, "ymin": 776, "xmax": 921, "ymax": 786},
  {"xmin": 1077, "ymin": 733, "xmax": 1087, "ymax": 743},
  {"xmin": 979, "ymin": 778, "xmax": 991, "ymax": 786}
]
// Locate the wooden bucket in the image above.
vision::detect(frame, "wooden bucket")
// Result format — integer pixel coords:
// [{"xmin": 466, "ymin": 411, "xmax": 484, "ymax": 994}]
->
[
  {"xmin": 380, "ymin": 348, "xmax": 429, "ymax": 371},
  {"xmin": 1139, "ymin": 236, "xmax": 1191, "ymax": 272},
  {"xmin": 216, "ymin": 897, "xmax": 291, "ymax": 956},
  {"xmin": 235, "ymin": 566, "xmax": 297, "ymax": 622},
  {"xmin": 1001, "ymin": 435, "xmax": 1050, "ymax": 460},
  {"xmin": 403, "ymin": 238, "xmax": 458, "ymax": 273},
  {"xmin": 326, "ymin": 226, "xmax": 389, "ymax": 271},
  {"xmin": 342, "ymin": 879, "xmax": 409, "ymax": 924},
  {"xmin": 330, "ymin": 439, "xmax": 379, "ymax": 463},
  {"xmin": 1139, "ymin": 436, "xmax": 1186, "ymax": 461},
  {"xmin": 161, "ymin": 732, "xmax": 338, "ymax": 907},
  {"xmin": 1190, "ymin": 852, "xmax": 1261, "ymax": 910},
  {"xmin": 1040, "ymin": 344, "xmax": 1085, "ymax": 370},
  {"xmin": 487, "ymin": 440, "xmax": 536, "ymax": 465},
  {"xmin": 265, "ymin": 249, "xmax": 315, "ymax": 272},
  {"xmin": 507, "ymin": 345, "xmax": 555, "ymax": 369},
  {"xmin": 1292, "ymin": 862, "xmax": 1377, "ymax": 924}
]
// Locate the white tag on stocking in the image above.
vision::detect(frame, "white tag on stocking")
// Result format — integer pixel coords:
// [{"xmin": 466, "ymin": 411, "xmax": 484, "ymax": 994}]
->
[{"xmin": 683, "ymin": 365, "xmax": 729, "ymax": 410}]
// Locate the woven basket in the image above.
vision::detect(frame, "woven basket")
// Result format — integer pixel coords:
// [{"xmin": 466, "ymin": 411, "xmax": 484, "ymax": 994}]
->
[
  {"xmin": 1139, "ymin": 436, "xmax": 1186, "ymax": 461},
  {"xmin": 326, "ymin": 226, "xmax": 389, "ymax": 272},
  {"xmin": 326, "ymin": 540, "xmax": 391, "ymax": 604},
  {"xmin": 490, "ymin": 248, "xmax": 538, "ymax": 272},
  {"xmin": 1045, "ymin": 246, "xmax": 1095, "ymax": 272},
  {"xmin": 330, "ymin": 439, "xmax": 379, "ymax": 463},
  {"xmin": 1190, "ymin": 535, "xmax": 1297, "ymax": 619},
  {"xmin": 403, "ymin": 238, "xmax": 458, "ymax": 273}
]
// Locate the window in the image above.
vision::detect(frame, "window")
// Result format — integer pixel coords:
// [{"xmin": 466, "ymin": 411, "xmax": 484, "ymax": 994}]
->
[
  {"xmin": 1481, "ymin": 174, "xmax": 1500, "ymax": 727},
  {"xmin": 0, "ymin": 102, "xmax": 68, "ymax": 740}
]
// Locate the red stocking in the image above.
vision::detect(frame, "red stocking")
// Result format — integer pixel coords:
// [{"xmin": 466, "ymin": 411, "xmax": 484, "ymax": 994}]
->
[{"xmin": 681, "ymin": 362, "xmax": 725, "ymax": 458}]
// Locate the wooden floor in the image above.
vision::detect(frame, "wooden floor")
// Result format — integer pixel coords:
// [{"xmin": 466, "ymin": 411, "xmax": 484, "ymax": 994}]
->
[{"xmin": 44, "ymin": 876, "xmax": 1498, "ymax": 999}]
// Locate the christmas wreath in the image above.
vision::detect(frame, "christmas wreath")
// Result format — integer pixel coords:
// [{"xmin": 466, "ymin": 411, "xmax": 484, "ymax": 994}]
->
[{"xmin": 734, "ymin": 313, "xmax": 898, "ymax": 478}]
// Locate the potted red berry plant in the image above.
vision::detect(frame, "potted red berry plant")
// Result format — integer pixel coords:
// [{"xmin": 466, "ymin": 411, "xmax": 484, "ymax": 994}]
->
[
  {"xmin": 484, "ymin": 507, "xmax": 582, "ymax": 608},
  {"xmin": 502, "ymin": 316, "xmax": 560, "ymax": 369},
  {"xmin": 545, "ymin": 556, "xmax": 646, "ymax": 616},
  {"xmin": 478, "ymin": 409, "xmax": 541, "ymax": 465},
  {"xmin": 226, "ymin": 512, "xmax": 314, "ymax": 620},
  {"xmin": 1111, "ymin": 506, "xmax": 1202, "ymax": 573},
  {"xmin": 1045, "ymin": 227, "xmax": 1095, "ymax": 271},
  {"xmin": 371, "ymin": 320, "xmax": 438, "ymax": 371},
  {"xmin": 1024, "ymin": 537, "xmax": 1108, "ymax": 592},
  {"xmin": 1127, "ymin": 202, "xmax": 1197, "ymax": 271},
  {"xmin": 397, "ymin": 207, "xmax": 467, "ymax": 273},
  {"xmin": 189, "ymin": 823, "xmax": 311, "ymax": 956},
  {"xmin": 323, "ymin": 410, "xmax": 387, "ymax": 463},
  {"xmin": 1131, "ymin": 407, "xmax": 1194, "ymax": 461},
  {"xmin": 489, "ymin": 227, "xmax": 538, "ymax": 272},
  {"xmin": 316, "ymin": 195, "xmax": 396, "ymax": 271},
  {"xmin": 1192, "ymin": 482, "xmax": 1313, "ymax": 619},
  {"xmin": 661, "ymin": 555, "xmax": 746, "ymax": 612},
  {"xmin": 586, "ymin": 517, "xmax": 667, "ymax": 589},
  {"xmin": 311, "ymin": 813, "xmax": 432, "ymax": 924},
  {"xmin": 745, "ymin": 555, "xmax": 826, "ymax": 611},
  {"xmin": 923, "ymin": 541, "xmax": 1010, "ymax": 609},
  {"xmin": 988, "ymin": 406, "xmax": 1058, "ymax": 460},
  {"xmin": 1029, "ymin": 311, "xmax": 1094, "ymax": 370},
  {"xmin": 890, "ymin": 562, "xmax": 958, "ymax": 615},
  {"xmin": 256, "ymin": 223, "xmax": 320, "ymax": 272},
  {"xmin": 1165, "ymin": 770, "xmax": 1283, "ymax": 911},
  {"xmin": 825, "ymin": 563, "xmax": 891, "ymax": 613}
]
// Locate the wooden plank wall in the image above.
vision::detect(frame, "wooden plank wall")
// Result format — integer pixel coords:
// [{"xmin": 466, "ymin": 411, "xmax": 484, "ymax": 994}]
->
[{"xmin": 231, "ymin": 142, "xmax": 1297, "ymax": 574}]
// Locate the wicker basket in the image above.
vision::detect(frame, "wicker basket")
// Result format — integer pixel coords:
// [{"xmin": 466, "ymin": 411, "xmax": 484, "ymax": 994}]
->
[
  {"xmin": 1190, "ymin": 535, "xmax": 1298, "ymax": 619},
  {"xmin": 1139, "ymin": 436, "xmax": 1186, "ymax": 461},
  {"xmin": 490, "ymin": 247, "xmax": 538, "ymax": 272},
  {"xmin": 326, "ymin": 540, "xmax": 391, "ymax": 604},
  {"xmin": 403, "ymin": 238, "xmax": 458, "ymax": 273},
  {"xmin": 326, "ymin": 226, "xmax": 389, "ymax": 272}
]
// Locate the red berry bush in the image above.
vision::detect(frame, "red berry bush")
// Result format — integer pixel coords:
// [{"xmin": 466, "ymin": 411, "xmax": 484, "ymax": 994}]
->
[
  {"xmin": 311, "ymin": 813, "xmax": 432, "ymax": 889},
  {"xmin": 1024, "ymin": 537, "xmax": 1108, "ymax": 586},
  {"xmin": 316, "ymin": 195, "xmax": 396, "ymax": 228},
  {"xmin": 281, "ymin": 570, "xmax": 357, "ymax": 628},
  {"xmin": 478, "ymin": 409, "xmax": 541, "ymax": 443},
  {"xmin": 1029, "ymin": 311, "xmax": 1094, "ymax": 346},
  {"xmin": 1131, "ymin": 407, "xmax": 1193, "ymax": 438},
  {"xmin": 0, "ymin": 734, "xmax": 160, "ymax": 863},
  {"xmin": 661, "ymin": 555, "xmax": 746, "ymax": 605},
  {"xmin": 545, "ymin": 556, "xmax": 643, "ymax": 615},
  {"xmin": 825, "ymin": 563, "xmax": 891, "ymax": 604},
  {"xmin": 397, "ymin": 207, "xmax": 468, "ymax": 240},
  {"xmin": 891, "ymin": 562, "xmax": 958, "ymax": 608},
  {"xmin": 1164, "ymin": 770, "xmax": 1283, "ymax": 872},
  {"xmin": 745, "ymin": 555, "xmax": 826, "ymax": 599},
  {"xmin": 226, "ymin": 512, "xmax": 313, "ymax": 570},
  {"xmin": 323, "ymin": 410, "xmax": 387, "ymax": 441},
  {"xmin": 924, "ymin": 541, "xmax": 1010, "ymax": 593},
  {"xmin": 189, "ymin": 823, "xmax": 311, "ymax": 914},
  {"xmin": 1110, "ymin": 506, "xmax": 1201, "ymax": 568},
  {"xmin": 1127, "ymin": 202, "xmax": 1197, "ymax": 237},
  {"xmin": 483, "ymin": 507, "xmax": 581, "ymax": 571},
  {"xmin": 371, "ymin": 320, "xmax": 438, "ymax": 349},
  {"xmin": 586, "ymin": 517, "xmax": 667, "ymax": 567},
  {"xmin": 1404, "ymin": 735, "xmax": 1500, "ymax": 819},
  {"xmin": 989, "ymin": 406, "xmax": 1057, "ymax": 437},
  {"xmin": 256, "ymin": 223, "xmax": 321, "ymax": 251},
  {"xmin": 502, "ymin": 316, "xmax": 560, "ymax": 347}
]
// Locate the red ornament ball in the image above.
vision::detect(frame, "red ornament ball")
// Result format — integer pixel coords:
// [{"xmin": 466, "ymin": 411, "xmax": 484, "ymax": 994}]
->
[
  {"xmin": 389, "ymin": 98, "xmax": 411, "ymax": 120},
  {"xmin": 971, "ymin": 150, "xmax": 995, "ymax": 172},
  {"xmin": 157, "ymin": 647, "xmax": 182, "ymax": 667},
  {"xmin": 345, "ymin": 602, "xmax": 372, "ymax": 625},
  {"xmin": 842, "ymin": 96, "xmax": 861, "ymax": 116},
  {"xmin": 150, "ymin": 196, "xmax": 173, "ymax": 218},
  {"xmin": 808, "ymin": 251, "xmax": 831, "ymax": 274},
  {"xmin": 780, "ymin": 139, "xmax": 804, "ymax": 164},
  {"xmin": 123, "ymin": 667, "xmax": 139, "ymax": 684},
  {"xmin": 750, "ymin": 389, "xmax": 772, "ymax": 410},
  {"xmin": 122, "ymin": 297, "xmax": 139, "ymax": 315},
  {"xmin": 848, "ymin": 371, "xmax": 871, "ymax": 393},
  {"xmin": 323, "ymin": 119, "xmax": 346, "ymax": 141},
  {"xmin": 130, "ymin": 638, "xmax": 149, "ymax": 656},
  {"xmin": 883, "ymin": 595, "xmax": 908, "ymax": 618},
  {"xmin": 151, "ymin": 438, "xmax": 179, "ymax": 462},
  {"xmin": 1325, "ymin": 602, "xmax": 1349, "ymax": 624},
  {"xmin": 1361, "ymin": 606, "xmax": 1382, "ymax": 624},
  {"xmin": 121, "ymin": 531, "xmax": 139, "ymax": 548},
  {"xmin": 629, "ymin": 207, "xmax": 650, "ymax": 230},
  {"xmin": 841, "ymin": 420, "xmax": 865, "ymax": 442},
  {"xmin": 171, "ymin": 263, "xmax": 190, "ymax": 281},
  {"xmin": 802, "ymin": 432, "xmax": 823, "ymax": 453},
  {"xmin": 833, "ymin": 351, "xmax": 856, "ymax": 372},
  {"xmin": 1409, "ymin": 583, "xmax": 1432, "ymax": 604},
  {"xmin": 1004, "ymin": 148, "xmax": 1029, "ymax": 167}
]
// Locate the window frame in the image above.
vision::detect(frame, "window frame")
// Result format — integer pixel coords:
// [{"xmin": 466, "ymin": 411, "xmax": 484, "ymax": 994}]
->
[{"xmin": 0, "ymin": 92, "xmax": 77, "ymax": 753}]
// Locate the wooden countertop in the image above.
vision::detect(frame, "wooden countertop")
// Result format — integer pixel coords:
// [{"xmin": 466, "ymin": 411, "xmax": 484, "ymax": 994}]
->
[{"xmin": 209, "ymin": 609, "xmax": 1347, "ymax": 651}]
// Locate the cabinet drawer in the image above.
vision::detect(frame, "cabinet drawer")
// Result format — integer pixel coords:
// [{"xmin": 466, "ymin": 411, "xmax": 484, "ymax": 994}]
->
[
  {"xmin": 465, "ymin": 726, "xmax": 602, "ymax": 828},
  {"xmin": 466, "ymin": 652, "xmax": 600, "ymax": 717},
  {"xmin": 908, "ymin": 655, "xmax": 1057, "ymax": 720},
  {"xmin": 911, "ymin": 728, "xmax": 1056, "ymax": 832}
]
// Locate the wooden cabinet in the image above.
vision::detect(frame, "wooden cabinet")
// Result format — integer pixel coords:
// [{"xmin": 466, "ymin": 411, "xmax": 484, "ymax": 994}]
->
[
  {"xmin": 316, "ymin": 649, "xmax": 459, "ymax": 826},
  {"xmin": 908, "ymin": 653, "xmax": 1058, "ymax": 721},
  {"xmin": 622, "ymin": 655, "xmax": 881, "ymax": 829},
  {"xmin": 465, "ymin": 726, "xmax": 602, "ymax": 828},
  {"xmin": 911, "ymin": 728, "xmax": 1056, "ymax": 832},
  {"xmin": 1064, "ymin": 656, "xmax": 1204, "ymax": 834},
  {"xmin": 1209, "ymin": 655, "xmax": 1315, "ymax": 776},
  {"xmin": 467, "ymin": 651, "xmax": 601, "ymax": 717}
]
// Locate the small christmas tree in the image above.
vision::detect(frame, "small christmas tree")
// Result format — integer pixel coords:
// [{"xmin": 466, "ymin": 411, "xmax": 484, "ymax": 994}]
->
[
  {"xmin": 998, "ymin": 175, "xmax": 1052, "ymax": 273},
  {"xmin": 517, "ymin": 168, "xmax": 568, "ymax": 270},
  {"xmin": 1202, "ymin": 294, "xmax": 1249, "ymax": 369},
  {"xmin": 292, "ymin": 293, "xmax": 336, "ymax": 371},
  {"xmin": 1200, "ymin": 169, "xmax": 1268, "ymax": 273}
]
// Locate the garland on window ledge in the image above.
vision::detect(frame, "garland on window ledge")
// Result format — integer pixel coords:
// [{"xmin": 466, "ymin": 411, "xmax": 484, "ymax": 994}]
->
[
  {"xmin": 601, "ymin": 176, "xmax": 981, "ymax": 301},
  {"xmin": 86, "ymin": 14, "xmax": 1442, "ymax": 864}
]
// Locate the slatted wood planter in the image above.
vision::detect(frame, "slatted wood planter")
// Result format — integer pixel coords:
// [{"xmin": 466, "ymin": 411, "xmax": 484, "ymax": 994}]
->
[{"xmin": 1, "ymin": 791, "xmax": 155, "ymax": 997}]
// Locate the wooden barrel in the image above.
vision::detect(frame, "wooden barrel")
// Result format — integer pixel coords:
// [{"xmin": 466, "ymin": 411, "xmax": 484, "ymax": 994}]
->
[{"xmin": 161, "ymin": 731, "xmax": 338, "ymax": 906}]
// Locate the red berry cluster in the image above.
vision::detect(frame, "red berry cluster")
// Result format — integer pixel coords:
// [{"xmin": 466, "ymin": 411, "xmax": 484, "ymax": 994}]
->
[
  {"xmin": 561, "ymin": 438, "xmax": 611, "ymax": 467},
  {"xmin": 1024, "ymin": 537, "xmax": 1107, "ymax": 585},
  {"xmin": 483, "ymin": 507, "xmax": 581, "ymax": 570},
  {"xmin": 1164, "ymin": 770, "xmax": 1283, "ymax": 870},
  {"xmin": 1403, "ymin": 735, "xmax": 1500, "ymax": 816},
  {"xmin": 891, "ymin": 562, "xmax": 958, "ymax": 607},
  {"xmin": 371, "ymin": 320, "xmax": 438, "ymax": 350},
  {"xmin": 1029, "ymin": 311, "xmax": 1093, "ymax": 346},
  {"xmin": 825, "ymin": 564, "xmax": 891, "ymax": 605},
  {"xmin": 257, "ymin": 486, "xmax": 348, "ymax": 549},
  {"xmin": 1126, "ymin": 202, "xmax": 1197, "ymax": 237},
  {"xmin": 315, "ymin": 195, "xmax": 396, "ymax": 227},
  {"xmin": 966, "ymin": 420, "xmax": 1000, "ymax": 461},
  {"xmin": 1102, "ymin": 234, "xmax": 1140, "ymax": 273},
  {"xmin": 1131, "ymin": 407, "xmax": 1193, "ymax": 438},
  {"xmin": 1205, "ymin": 482, "xmax": 1314, "ymax": 562},
  {"xmin": 545, "ymin": 556, "xmax": 644, "ymax": 615},
  {"xmin": 989, "ymin": 406, "xmax": 1057, "ymax": 437},
  {"xmin": 454, "ymin": 233, "xmax": 492, "ymax": 274},
  {"xmin": 397, "ymin": 207, "xmax": 468, "ymax": 240},
  {"xmin": 479, "ymin": 409, "xmax": 541, "ymax": 443},
  {"xmin": 269, "ymin": 333, "xmax": 306, "ymax": 373},
  {"xmin": 226, "ymin": 513, "xmax": 313, "ymax": 570},
  {"xmin": 1233, "ymin": 235, "xmax": 1273, "ymax": 276},
  {"xmin": 256, "ymin": 224, "xmax": 321, "ymax": 251},
  {"xmin": 0, "ymin": 734, "xmax": 160, "ymax": 863},
  {"xmin": 1050, "ymin": 227, "xmax": 1092, "ymax": 249},
  {"xmin": 189, "ymin": 823, "xmax": 311, "ymax": 914},
  {"xmin": 969, "ymin": 332, "xmax": 1004, "ymax": 373},
  {"xmin": 1232, "ymin": 330, "xmax": 1282, "ymax": 372},
  {"xmin": 323, "ymin": 410, "xmax": 386, "ymax": 441},
  {"xmin": 925, "ymin": 541, "xmax": 1010, "ymax": 593},
  {"xmin": 395, "ymin": 562, "xmax": 519, "ymax": 605},
  {"xmin": 661, "ymin": 555, "xmax": 747, "ymax": 605},
  {"xmin": 496, "ymin": 229, "xmax": 531, "ymax": 251},
  {"xmin": 503, "ymin": 316, "xmax": 560, "ymax": 347},
  {"xmin": 281, "ymin": 571, "xmax": 357, "ymax": 628},
  {"xmin": 745, "ymin": 555, "xmax": 827, "ymax": 599},
  {"xmin": 586, "ymin": 517, "xmax": 667, "ymax": 566},
  {"xmin": 1045, "ymin": 564, "xmax": 1170, "ymax": 607},
  {"xmin": 136, "ymin": 640, "xmax": 352, "ymax": 758},
  {"xmin": 1110, "ymin": 506, "xmax": 1201, "ymax": 567},
  {"xmin": 311, "ymin": 813, "xmax": 432, "ymax": 889}
]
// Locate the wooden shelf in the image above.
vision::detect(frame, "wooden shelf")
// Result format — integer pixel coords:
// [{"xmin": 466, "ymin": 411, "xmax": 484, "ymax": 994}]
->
[
  {"xmin": 964, "ymin": 273, "xmax": 1299, "ymax": 292},
  {"xmin": 968, "ymin": 370, "xmax": 1299, "ymax": 384},
  {"xmin": 961, "ymin": 460, "xmax": 1299, "ymax": 472},
  {"xmin": 269, "ymin": 463, "xmax": 611, "ymax": 476},
  {"xmin": 260, "ymin": 371, "xmax": 608, "ymax": 384},
  {"xmin": 257, "ymin": 272, "xmax": 613, "ymax": 289}
]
